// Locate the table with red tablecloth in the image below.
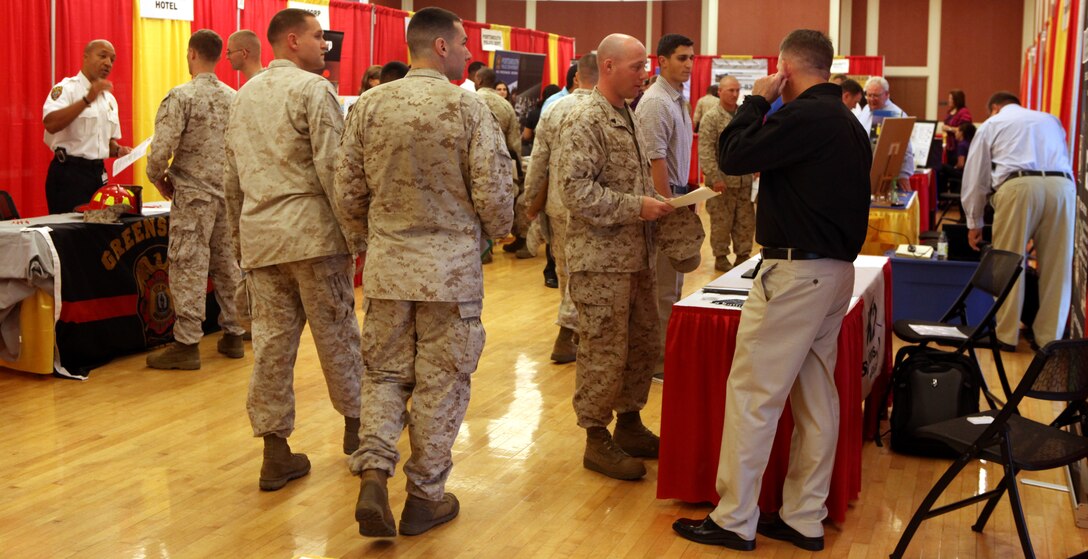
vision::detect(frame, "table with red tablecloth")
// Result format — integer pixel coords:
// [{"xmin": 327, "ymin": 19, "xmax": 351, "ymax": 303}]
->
[{"xmin": 657, "ymin": 255, "xmax": 892, "ymax": 524}]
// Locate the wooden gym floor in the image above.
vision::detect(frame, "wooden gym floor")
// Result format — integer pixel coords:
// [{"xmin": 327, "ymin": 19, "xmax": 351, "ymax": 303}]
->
[{"xmin": 1, "ymin": 212, "xmax": 1085, "ymax": 558}]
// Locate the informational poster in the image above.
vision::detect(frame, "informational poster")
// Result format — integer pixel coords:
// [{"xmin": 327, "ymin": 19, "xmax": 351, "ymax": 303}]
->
[
  {"xmin": 139, "ymin": 0, "xmax": 193, "ymax": 21},
  {"xmin": 481, "ymin": 29, "xmax": 504, "ymax": 52},
  {"xmin": 710, "ymin": 58, "xmax": 768, "ymax": 105},
  {"xmin": 493, "ymin": 50, "xmax": 546, "ymax": 123},
  {"xmin": 322, "ymin": 29, "xmax": 345, "ymax": 90},
  {"xmin": 830, "ymin": 57, "xmax": 850, "ymax": 74},
  {"xmin": 288, "ymin": 1, "xmax": 330, "ymax": 29}
]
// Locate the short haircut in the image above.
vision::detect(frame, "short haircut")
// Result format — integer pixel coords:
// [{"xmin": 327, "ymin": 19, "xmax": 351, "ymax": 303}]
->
[
  {"xmin": 189, "ymin": 29, "xmax": 223, "ymax": 62},
  {"xmin": 380, "ymin": 61, "xmax": 410, "ymax": 83},
  {"xmin": 657, "ymin": 33, "xmax": 694, "ymax": 58},
  {"xmin": 706, "ymin": 84, "xmax": 718, "ymax": 95},
  {"xmin": 229, "ymin": 29, "xmax": 260, "ymax": 52},
  {"xmin": 542, "ymin": 84, "xmax": 562, "ymax": 102},
  {"xmin": 406, "ymin": 7, "xmax": 462, "ymax": 58},
  {"xmin": 866, "ymin": 76, "xmax": 890, "ymax": 92},
  {"xmin": 830, "ymin": 73, "xmax": 848, "ymax": 83},
  {"xmin": 476, "ymin": 67, "xmax": 498, "ymax": 89},
  {"xmin": 840, "ymin": 78, "xmax": 863, "ymax": 95},
  {"xmin": 564, "ymin": 63, "xmax": 578, "ymax": 90},
  {"xmin": 779, "ymin": 29, "xmax": 833, "ymax": 74},
  {"xmin": 987, "ymin": 91, "xmax": 1020, "ymax": 108},
  {"xmin": 959, "ymin": 122, "xmax": 977, "ymax": 143},
  {"xmin": 467, "ymin": 60, "xmax": 487, "ymax": 76},
  {"xmin": 576, "ymin": 53, "xmax": 598, "ymax": 85},
  {"xmin": 267, "ymin": 9, "xmax": 316, "ymax": 46},
  {"xmin": 949, "ymin": 89, "xmax": 966, "ymax": 110}
]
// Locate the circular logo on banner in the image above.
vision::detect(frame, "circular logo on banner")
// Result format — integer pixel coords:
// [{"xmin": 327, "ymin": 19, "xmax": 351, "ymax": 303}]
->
[{"xmin": 133, "ymin": 247, "xmax": 175, "ymax": 343}]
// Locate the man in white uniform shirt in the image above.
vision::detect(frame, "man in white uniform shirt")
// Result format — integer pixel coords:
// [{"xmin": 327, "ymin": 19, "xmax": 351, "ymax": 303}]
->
[
  {"xmin": 961, "ymin": 91, "xmax": 1075, "ymax": 350},
  {"xmin": 42, "ymin": 40, "xmax": 133, "ymax": 214}
]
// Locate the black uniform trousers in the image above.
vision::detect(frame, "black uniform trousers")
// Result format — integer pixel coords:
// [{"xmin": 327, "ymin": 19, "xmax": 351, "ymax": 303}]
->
[{"xmin": 45, "ymin": 155, "xmax": 105, "ymax": 214}]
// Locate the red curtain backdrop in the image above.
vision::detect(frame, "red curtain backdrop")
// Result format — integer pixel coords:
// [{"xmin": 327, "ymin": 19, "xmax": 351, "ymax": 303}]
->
[
  {"xmin": 556, "ymin": 36, "xmax": 575, "ymax": 90},
  {"xmin": 374, "ymin": 6, "xmax": 409, "ymax": 64},
  {"xmin": 2, "ymin": 1, "xmax": 53, "ymax": 218},
  {"xmin": 463, "ymin": 20, "xmax": 490, "ymax": 77},
  {"xmin": 688, "ymin": 55, "xmax": 716, "ymax": 117},
  {"xmin": 330, "ymin": 1, "xmax": 374, "ymax": 96},
  {"xmin": 510, "ymin": 27, "xmax": 533, "ymax": 53},
  {"xmin": 240, "ymin": 0, "xmax": 284, "ymax": 71},
  {"xmin": 530, "ymin": 30, "xmax": 551, "ymax": 86},
  {"xmin": 193, "ymin": 0, "xmax": 241, "ymax": 90},
  {"xmin": 56, "ymin": 0, "xmax": 135, "ymax": 187},
  {"xmin": 846, "ymin": 56, "xmax": 883, "ymax": 76}
]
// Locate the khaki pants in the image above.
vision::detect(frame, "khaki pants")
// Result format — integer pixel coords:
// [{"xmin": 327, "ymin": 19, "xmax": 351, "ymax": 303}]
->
[
  {"xmin": 549, "ymin": 212, "xmax": 578, "ymax": 331},
  {"xmin": 570, "ymin": 269, "xmax": 659, "ymax": 429},
  {"xmin": 709, "ymin": 258, "xmax": 853, "ymax": 540},
  {"xmin": 705, "ymin": 187, "xmax": 755, "ymax": 264},
  {"xmin": 348, "ymin": 298, "xmax": 485, "ymax": 501},
  {"xmin": 246, "ymin": 254, "xmax": 363, "ymax": 437},
  {"xmin": 991, "ymin": 176, "xmax": 1075, "ymax": 346},
  {"xmin": 168, "ymin": 190, "xmax": 246, "ymax": 344}
]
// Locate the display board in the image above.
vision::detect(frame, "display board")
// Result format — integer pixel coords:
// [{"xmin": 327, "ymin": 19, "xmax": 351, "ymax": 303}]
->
[
  {"xmin": 494, "ymin": 49, "xmax": 546, "ymax": 123},
  {"xmin": 710, "ymin": 58, "xmax": 768, "ymax": 106}
]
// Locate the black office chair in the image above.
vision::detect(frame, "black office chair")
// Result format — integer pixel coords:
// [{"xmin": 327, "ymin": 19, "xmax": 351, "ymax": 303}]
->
[
  {"xmin": 889, "ymin": 339, "xmax": 1088, "ymax": 559},
  {"xmin": 935, "ymin": 174, "xmax": 963, "ymax": 226},
  {"xmin": 891, "ymin": 248, "xmax": 1023, "ymax": 409},
  {"xmin": 0, "ymin": 190, "xmax": 18, "ymax": 220}
]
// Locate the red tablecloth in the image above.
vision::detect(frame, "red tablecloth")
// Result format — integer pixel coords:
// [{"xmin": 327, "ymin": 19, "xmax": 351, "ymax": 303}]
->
[
  {"xmin": 657, "ymin": 260, "xmax": 892, "ymax": 524},
  {"xmin": 910, "ymin": 169, "xmax": 935, "ymax": 232},
  {"xmin": 689, "ymin": 133, "xmax": 701, "ymax": 186}
]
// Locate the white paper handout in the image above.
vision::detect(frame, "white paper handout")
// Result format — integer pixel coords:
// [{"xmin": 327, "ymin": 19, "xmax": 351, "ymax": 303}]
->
[
  {"xmin": 908, "ymin": 324, "xmax": 967, "ymax": 339},
  {"xmin": 966, "ymin": 415, "xmax": 994, "ymax": 425},
  {"xmin": 668, "ymin": 186, "xmax": 719, "ymax": 208},
  {"xmin": 112, "ymin": 136, "xmax": 153, "ymax": 177}
]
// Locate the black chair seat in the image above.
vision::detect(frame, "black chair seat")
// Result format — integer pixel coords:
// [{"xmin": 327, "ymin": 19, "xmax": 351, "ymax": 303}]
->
[{"xmin": 918, "ymin": 411, "xmax": 1088, "ymax": 471}]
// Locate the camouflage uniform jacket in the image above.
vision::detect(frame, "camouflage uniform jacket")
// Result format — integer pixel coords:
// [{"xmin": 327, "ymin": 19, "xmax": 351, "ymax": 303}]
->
[
  {"xmin": 558, "ymin": 88, "xmax": 657, "ymax": 274},
  {"xmin": 334, "ymin": 68, "xmax": 514, "ymax": 302},
  {"xmin": 146, "ymin": 73, "xmax": 234, "ymax": 199},
  {"xmin": 524, "ymin": 89, "xmax": 591, "ymax": 218},
  {"xmin": 692, "ymin": 94, "xmax": 718, "ymax": 131},
  {"xmin": 224, "ymin": 59, "xmax": 352, "ymax": 269},
  {"xmin": 699, "ymin": 104, "xmax": 754, "ymax": 190},
  {"xmin": 478, "ymin": 87, "xmax": 521, "ymax": 157}
]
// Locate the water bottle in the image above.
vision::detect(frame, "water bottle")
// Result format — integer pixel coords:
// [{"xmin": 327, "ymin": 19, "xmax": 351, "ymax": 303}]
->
[{"xmin": 936, "ymin": 230, "xmax": 948, "ymax": 260}]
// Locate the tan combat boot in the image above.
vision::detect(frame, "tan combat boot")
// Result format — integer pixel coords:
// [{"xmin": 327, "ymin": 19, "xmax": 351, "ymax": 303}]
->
[
  {"xmin": 584, "ymin": 427, "xmax": 645, "ymax": 480},
  {"xmin": 146, "ymin": 342, "xmax": 200, "ymax": 370},
  {"xmin": 550, "ymin": 327, "xmax": 577, "ymax": 364},
  {"xmin": 613, "ymin": 411, "xmax": 660, "ymax": 458},
  {"xmin": 344, "ymin": 416, "xmax": 360, "ymax": 455},
  {"xmin": 355, "ymin": 469, "xmax": 395, "ymax": 537},
  {"xmin": 259, "ymin": 435, "xmax": 311, "ymax": 491},
  {"xmin": 217, "ymin": 333, "xmax": 245, "ymax": 358},
  {"xmin": 399, "ymin": 493, "xmax": 460, "ymax": 536}
]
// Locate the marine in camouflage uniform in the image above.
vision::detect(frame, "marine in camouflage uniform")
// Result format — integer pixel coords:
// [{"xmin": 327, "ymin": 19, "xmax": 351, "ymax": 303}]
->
[
  {"xmin": 700, "ymin": 103, "xmax": 755, "ymax": 272},
  {"xmin": 224, "ymin": 26, "xmax": 364, "ymax": 491},
  {"xmin": 145, "ymin": 36, "xmax": 247, "ymax": 371},
  {"xmin": 558, "ymin": 78, "xmax": 670, "ymax": 480},
  {"xmin": 335, "ymin": 63, "xmax": 513, "ymax": 532},
  {"xmin": 476, "ymin": 68, "xmax": 529, "ymax": 251}
]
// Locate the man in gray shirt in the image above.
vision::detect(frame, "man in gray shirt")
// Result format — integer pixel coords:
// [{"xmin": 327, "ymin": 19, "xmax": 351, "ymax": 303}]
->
[{"xmin": 635, "ymin": 33, "xmax": 694, "ymax": 382}]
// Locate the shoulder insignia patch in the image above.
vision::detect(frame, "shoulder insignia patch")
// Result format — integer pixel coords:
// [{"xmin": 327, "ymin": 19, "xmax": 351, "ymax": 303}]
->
[{"xmin": 50, "ymin": 85, "xmax": 63, "ymax": 100}]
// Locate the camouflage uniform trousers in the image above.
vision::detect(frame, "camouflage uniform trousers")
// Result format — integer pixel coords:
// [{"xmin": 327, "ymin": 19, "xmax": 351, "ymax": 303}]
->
[
  {"xmin": 245, "ymin": 254, "xmax": 363, "ymax": 437},
  {"xmin": 570, "ymin": 268, "xmax": 659, "ymax": 429},
  {"xmin": 705, "ymin": 186, "xmax": 756, "ymax": 264},
  {"xmin": 348, "ymin": 298, "xmax": 485, "ymax": 501},
  {"xmin": 168, "ymin": 189, "xmax": 247, "ymax": 345},
  {"xmin": 548, "ymin": 212, "xmax": 578, "ymax": 331}
]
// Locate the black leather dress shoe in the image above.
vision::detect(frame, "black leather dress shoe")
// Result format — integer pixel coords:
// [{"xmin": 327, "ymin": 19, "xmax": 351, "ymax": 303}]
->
[
  {"xmin": 543, "ymin": 275, "xmax": 559, "ymax": 289},
  {"xmin": 756, "ymin": 517, "xmax": 823, "ymax": 551},
  {"xmin": 672, "ymin": 516, "xmax": 755, "ymax": 551}
]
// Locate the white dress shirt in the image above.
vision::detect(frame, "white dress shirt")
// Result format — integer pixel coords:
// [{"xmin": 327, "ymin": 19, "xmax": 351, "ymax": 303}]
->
[
  {"xmin": 960, "ymin": 103, "xmax": 1072, "ymax": 229},
  {"xmin": 42, "ymin": 71, "xmax": 121, "ymax": 160},
  {"xmin": 460, "ymin": 78, "xmax": 476, "ymax": 92}
]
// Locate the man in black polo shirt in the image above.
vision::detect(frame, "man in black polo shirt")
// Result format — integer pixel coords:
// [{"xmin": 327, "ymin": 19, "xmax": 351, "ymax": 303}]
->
[{"xmin": 672, "ymin": 29, "xmax": 870, "ymax": 552}]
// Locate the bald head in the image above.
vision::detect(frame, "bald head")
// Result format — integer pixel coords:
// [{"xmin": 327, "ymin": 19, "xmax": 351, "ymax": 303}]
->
[
  {"xmin": 597, "ymin": 34, "xmax": 647, "ymax": 106},
  {"xmin": 81, "ymin": 40, "xmax": 116, "ymax": 80},
  {"xmin": 718, "ymin": 75, "xmax": 740, "ymax": 110}
]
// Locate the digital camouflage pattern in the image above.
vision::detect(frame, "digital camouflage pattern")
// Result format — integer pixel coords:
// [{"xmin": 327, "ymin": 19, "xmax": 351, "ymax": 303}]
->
[
  {"xmin": 245, "ymin": 255, "xmax": 362, "ymax": 437},
  {"xmin": 146, "ymin": 73, "xmax": 246, "ymax": 344},
  {"xmin": 699, "ymin": 105, "xmax": 755, "ymax": 262},
  {"xmin": 224, "ymin": 60, "xmax": 354, "ymax": 270},
  {"xmin": 335, "ymin": 68, "xmax": 514, "ymax": 302}
]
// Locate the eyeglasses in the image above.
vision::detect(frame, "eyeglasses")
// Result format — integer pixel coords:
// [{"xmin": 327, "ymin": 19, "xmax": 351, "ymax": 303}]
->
[{"xmin": 225, "ymin": 48, "xmax": 247, "ymax": 57}]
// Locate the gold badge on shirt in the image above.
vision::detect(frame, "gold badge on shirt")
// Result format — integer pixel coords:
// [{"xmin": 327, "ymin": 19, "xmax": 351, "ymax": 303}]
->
[{"xmin": 50, "ymin": 85, "xmax": 63, "ymax": 100}]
